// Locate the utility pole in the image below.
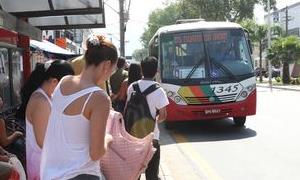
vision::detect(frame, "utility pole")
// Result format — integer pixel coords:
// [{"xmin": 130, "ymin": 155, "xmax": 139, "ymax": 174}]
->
[
  {"xmin": 283, "ymin": 6, "xmax": 293, "ymax": 36},
  {"xmin": 267, "ymin": 0, "xmax": 272, "ymax": 91},
  {"xmin": 119, "ymin": 0, "xmax": 125, "ymax": 57},
  {"xmin": 286, "ymin": 6, "xmax": 288, "ymax": 36}
]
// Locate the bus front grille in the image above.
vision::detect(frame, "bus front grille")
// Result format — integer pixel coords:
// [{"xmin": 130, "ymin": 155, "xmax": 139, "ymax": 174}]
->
[{"xmin": 184, "ymin": 94, "xmax": 237, "ymax": 105}]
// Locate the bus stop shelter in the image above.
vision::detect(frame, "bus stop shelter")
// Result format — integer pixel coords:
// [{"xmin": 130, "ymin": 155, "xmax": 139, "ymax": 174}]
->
[
  {"xmin": 1, "ymin": 0, "xmax": 106, "ymax": 76},
  {"xmin": 0, "ymin": 0, "xmax": 106, "ymax": 110}
]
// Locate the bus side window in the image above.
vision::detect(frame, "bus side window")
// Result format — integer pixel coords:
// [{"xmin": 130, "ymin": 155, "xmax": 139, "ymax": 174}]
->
[
  {"xmin": 150, "ymin": 37, "xmax": 159, "ymax": 58},
  {"xmin": 0, "ymin": 54, "xmax": 5, "ymax": 74}
]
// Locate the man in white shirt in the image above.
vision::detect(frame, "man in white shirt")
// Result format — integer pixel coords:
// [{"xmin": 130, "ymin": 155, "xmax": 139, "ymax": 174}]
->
[{"xmin": 126, "ymin": 56, "xmax": 169, "ymax": 180}]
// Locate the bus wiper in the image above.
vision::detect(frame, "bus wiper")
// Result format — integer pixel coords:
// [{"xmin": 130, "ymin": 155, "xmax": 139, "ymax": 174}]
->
[
  {"xmin": 210, "ymin": 59, "xmax": 237, "ymax": 82},
  {"xmin": 184, "ymin": 59, "xmax": 202, "ymax": 82}
]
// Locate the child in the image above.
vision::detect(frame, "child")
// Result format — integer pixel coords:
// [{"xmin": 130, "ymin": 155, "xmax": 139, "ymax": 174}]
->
[{"xmin": 0, "ymin": 95, "xmax": 23, "ymax": 147}]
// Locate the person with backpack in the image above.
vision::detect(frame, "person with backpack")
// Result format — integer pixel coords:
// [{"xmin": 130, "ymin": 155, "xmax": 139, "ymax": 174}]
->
[{"xmin": 124, "ymin": 56, "xmax": 169, "ymax": 180}]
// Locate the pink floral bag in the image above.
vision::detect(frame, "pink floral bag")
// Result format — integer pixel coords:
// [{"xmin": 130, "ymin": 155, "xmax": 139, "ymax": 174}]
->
[{"xmin": 101, "ymin": 111, "xmax": 156, "ymax": 180}]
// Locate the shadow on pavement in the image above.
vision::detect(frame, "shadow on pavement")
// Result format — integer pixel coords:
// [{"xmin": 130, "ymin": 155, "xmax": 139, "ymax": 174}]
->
[{"xmin": 161, "ymin": 118, "xmax": 257, "ymax": 144}]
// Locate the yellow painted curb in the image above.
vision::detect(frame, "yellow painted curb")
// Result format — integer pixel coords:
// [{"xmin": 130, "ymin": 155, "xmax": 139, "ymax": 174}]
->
[{"xmin": 172, "ymin": 131, "xmax": 223, "ymax": 180}]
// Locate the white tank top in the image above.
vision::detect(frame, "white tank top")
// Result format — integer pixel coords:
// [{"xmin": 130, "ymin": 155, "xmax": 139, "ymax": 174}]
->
[
  {"xmin": 40, "ymin": 81, "xmax": 105, "ymax": 180},
  {"xmin": 26, "ymin": 88, "xmax": 51, "ymax": 180}
]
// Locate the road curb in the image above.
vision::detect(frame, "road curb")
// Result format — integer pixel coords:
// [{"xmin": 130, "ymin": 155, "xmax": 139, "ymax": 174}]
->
[
  {"xmin": 256, "ymin": 84, "xmax": 300, "ymax": 92},
  {"xmin": 159, "ymin": 156, "xmax": 175, "ymax": 180}
]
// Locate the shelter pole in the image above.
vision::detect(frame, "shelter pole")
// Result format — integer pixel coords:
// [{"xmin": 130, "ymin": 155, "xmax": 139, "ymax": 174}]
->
[
  {"xmin": 119, "ymin": 0, "xmax": 125, "ymax": 56},
  {"xmin": 18, "ymin": 33, "xmax": 31, "ymax": 80}
]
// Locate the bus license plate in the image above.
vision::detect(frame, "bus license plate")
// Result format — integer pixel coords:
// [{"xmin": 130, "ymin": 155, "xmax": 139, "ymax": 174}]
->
[{"xmin": 205, "ymin": 109, "xmax": 221, "ymax": 114}]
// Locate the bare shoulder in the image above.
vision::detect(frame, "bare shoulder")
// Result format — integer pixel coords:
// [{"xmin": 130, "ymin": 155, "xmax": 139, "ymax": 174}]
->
[
  {"xmin": 91, "ymin": 90, "xmax": 110, "ymax": 105},
  {"xmin": 28, "ymin": 92, "xmax": 50, "ymax": 109},
  {"xmin": 30, "ymin": 92, "xmax": 49, "ymax": 103},
  {"xmin": 87, "ymin": 90, "xmax": 110, "ymax": 111},
  {"xmin": 59, "ymin": 75, "xmax": 81, "ymax": 94},
  {"xmin": 60, "ymin": 75, "xmax": 77, "ymax": 87}
]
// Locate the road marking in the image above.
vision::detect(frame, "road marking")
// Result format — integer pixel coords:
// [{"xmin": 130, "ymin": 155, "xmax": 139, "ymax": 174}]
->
[{"xmin": 172, "ymin": 131, "xmax": 223, "ymax": 180}]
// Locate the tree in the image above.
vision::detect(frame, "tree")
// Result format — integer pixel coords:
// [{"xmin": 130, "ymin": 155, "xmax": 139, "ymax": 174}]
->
[
  {"xmin": 132, "ymin": 48, "xmax": 148, "ymax": 62},
  {"xmin": 267, "ymin": 36, "xmax": 300, "ymax": 84},
  {"xmin": 141, "ymin": 1, "xmax": 198, "ymax": 47},
  {"xmin": 185, "ymin": 0, "xmax": 276, "ymax": 22},
  {"xmin": 140, "ymin": 0, "xmax": 276, "ymax": 49},
  {"xmin": 241, "ymin": 19, "xmax": 267, "ymax": 82}
]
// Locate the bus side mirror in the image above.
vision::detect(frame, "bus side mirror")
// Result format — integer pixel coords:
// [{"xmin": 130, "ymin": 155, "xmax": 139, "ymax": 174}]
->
[{"xmin": 248, "ymin": 39, "xmax": 253, "ymax": 54}]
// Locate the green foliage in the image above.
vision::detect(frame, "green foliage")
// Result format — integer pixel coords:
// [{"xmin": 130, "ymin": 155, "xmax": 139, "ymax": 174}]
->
[
  {"xmin": 140, "ymin": 0, "xmax": 276, "ymax": 48},
  {"xmin": 271, "ymin": 25, "xmax": 283, "ymax": 37},
  {"xmin": 267, "ymin": 36, "xmax": 300, "ymax": 84},
  {"xmin": 240, "ymin": 19, "xmax": 268, "ymax": 43},
  {"xmin": 290, "ymin": 78, "xmax": 300, "ymax": 85},
  {"xmin": 268, "ymin": 36, "xmax": 300, "ymax": 64},
  {"xmin": 240, "ymin": 19, "xmax": 268, "ymax": 82},
  {"xmin": 140, "ymin": 2, "xmax": 198, "ymax": 47},
  {"xmin": 185, "ymin": 0, "xmax": 276, "ymax": 22},
  {"xmin": 275, "ymin": 76, "xmax": 281, "ymax": 83},
  {"xmin": 132, "ymin": 48, "xmax": 148, "ymax": 62},
  {"xmin": 240, "ymin": 19, "xmax": 257, "ymax": 42},
  {"xmin": 240, "ymin": 19, "xmax": 282, "ymax": 43}
]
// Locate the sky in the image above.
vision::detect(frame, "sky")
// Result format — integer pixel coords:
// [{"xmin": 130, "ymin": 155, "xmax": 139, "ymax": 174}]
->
[{"xmin": 94, "ymin": 0, "xmax": 300, "ymax": 57}]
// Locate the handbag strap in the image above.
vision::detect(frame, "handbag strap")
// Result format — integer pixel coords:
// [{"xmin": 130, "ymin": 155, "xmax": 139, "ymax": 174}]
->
[{"xmin": 109, "ymin": 111, "xmax": 123, "ymax": 135}]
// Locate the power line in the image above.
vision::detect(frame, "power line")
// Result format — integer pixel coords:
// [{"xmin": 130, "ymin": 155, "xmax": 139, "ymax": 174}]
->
[{"xmin": 104, "ymin": 1, "xmax": 119, "ymax": 14}]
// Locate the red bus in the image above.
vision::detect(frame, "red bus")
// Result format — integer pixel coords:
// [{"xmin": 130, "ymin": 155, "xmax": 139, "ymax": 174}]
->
[{"xmin": 148, "ymin": 20, "xmax": 256, "ymax": 126}]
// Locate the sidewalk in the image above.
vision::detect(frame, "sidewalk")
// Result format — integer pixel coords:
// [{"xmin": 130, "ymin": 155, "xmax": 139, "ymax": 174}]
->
[
  {"xmin": 140, "ymin": 130, "xmax": 175, "ymax": 180},
  {"xmin": 256, "ymin": 83, "xmax": 300, "ymax": 91},
  {"xmin": 140, "ymin": 156, "xmax": 174, "ymax": 180}
]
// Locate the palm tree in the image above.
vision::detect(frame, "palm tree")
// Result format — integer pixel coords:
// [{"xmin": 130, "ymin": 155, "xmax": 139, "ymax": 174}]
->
[
  {"xmin": 267, "ymin": 36, "xmax": 300, "ymax": 84},
  {"xmin": 255, "ymin": 25, "xmax": 268, "ymax": 82},
  {"xmin": 241, "ymin": 20, "xmax": 267, "ymax": 82}
]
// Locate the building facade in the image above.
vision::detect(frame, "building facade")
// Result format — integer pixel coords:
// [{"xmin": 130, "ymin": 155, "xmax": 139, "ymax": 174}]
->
[
  {"xmin": 265, "ymin": 2, "xmax": 300, "ymax": 37},
  {"xmin": 263, "ymin": 2, "xmax": 300, "ymax": 77},
  {"xmin": 42, "ymin": 29, "xmax": 90, "ymax": 54}
]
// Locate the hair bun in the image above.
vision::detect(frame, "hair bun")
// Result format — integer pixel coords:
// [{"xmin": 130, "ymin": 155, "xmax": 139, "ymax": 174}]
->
[
  {"xmin": 44, "ymin": 60, "xmax": 54, "ymax": 72},
  {"xmin": 87, "ymin": 35, "xmax": 100, "ymax": 46},
  {"xmin": 97, "ymin": 35, "xmax": 106, "ymax": 43}
]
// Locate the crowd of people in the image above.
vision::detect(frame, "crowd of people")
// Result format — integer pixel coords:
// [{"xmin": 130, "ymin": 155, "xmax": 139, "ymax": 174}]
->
[{"xmin": 0, "ymin": 34, "xmax": 169, "ymax": 180}]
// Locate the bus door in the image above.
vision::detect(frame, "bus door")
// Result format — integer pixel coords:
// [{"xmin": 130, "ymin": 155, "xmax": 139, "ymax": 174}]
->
[{"xmin": 0, "ymin": 48, "xmax": 11, "ymax": 111}]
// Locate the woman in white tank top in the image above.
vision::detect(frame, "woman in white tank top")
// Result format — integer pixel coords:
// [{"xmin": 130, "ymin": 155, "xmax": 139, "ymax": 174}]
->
[
  {"xmin": 40, "ymin": 35, "xmax": 118, "ymax": 180},
  {"xmin": 23, "ymin": 60, "xmax": 74, "ymax": 180}
]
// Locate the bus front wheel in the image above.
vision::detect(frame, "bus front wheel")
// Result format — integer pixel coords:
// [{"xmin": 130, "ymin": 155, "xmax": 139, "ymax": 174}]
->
[{"xmin": 233, "ymin": 117, "xmax": 246, "ymax": 127}]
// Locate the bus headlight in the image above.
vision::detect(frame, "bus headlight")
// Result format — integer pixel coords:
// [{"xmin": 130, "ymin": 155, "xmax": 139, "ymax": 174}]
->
[
  {"xmin": 236, "ymin": 83, "xmax": 255, "ymax": 101},
  {"xmin": 246, "ymin": 84, "xmax": 256, "ymax": 92},
  {"xmin": 240, "ymin": 91, "xmax": 248, "ymax": 98},
  {"xmin": 167, "ymin": 91, "xmax": 175, "ymax": 97},
  {"xmin": 164, "ymin": 88, "xmax": 187, "ymax": 105},
  {"xmin": 174, "ymin": 95, "xmax": 183, "ymax": 103}
]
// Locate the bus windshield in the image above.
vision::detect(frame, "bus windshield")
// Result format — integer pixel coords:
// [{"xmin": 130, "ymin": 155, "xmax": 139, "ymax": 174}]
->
[{"xmin": 160, "ymin": 29, "xmax": 253, "ymax": 81}]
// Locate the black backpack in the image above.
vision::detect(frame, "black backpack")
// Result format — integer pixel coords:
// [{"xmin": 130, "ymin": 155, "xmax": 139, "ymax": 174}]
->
[{"xmin": 124, "ymin": 82, "xmax": 160, "ymax": 138}]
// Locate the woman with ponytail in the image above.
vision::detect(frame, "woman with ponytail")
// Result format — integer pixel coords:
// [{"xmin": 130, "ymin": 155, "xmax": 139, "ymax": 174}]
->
[
  {"xmin": 24, "ymin": 60, "xmax": 74, "ymax": 180},
  {"xmin": 40, "ymin": 35, "xmax": 117, "ymax": 180}
]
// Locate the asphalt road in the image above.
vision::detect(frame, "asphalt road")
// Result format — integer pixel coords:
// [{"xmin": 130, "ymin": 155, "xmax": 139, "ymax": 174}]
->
[{"xmin": 159, "ymin": 87, "xmax": 300, "ymax": 180}]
